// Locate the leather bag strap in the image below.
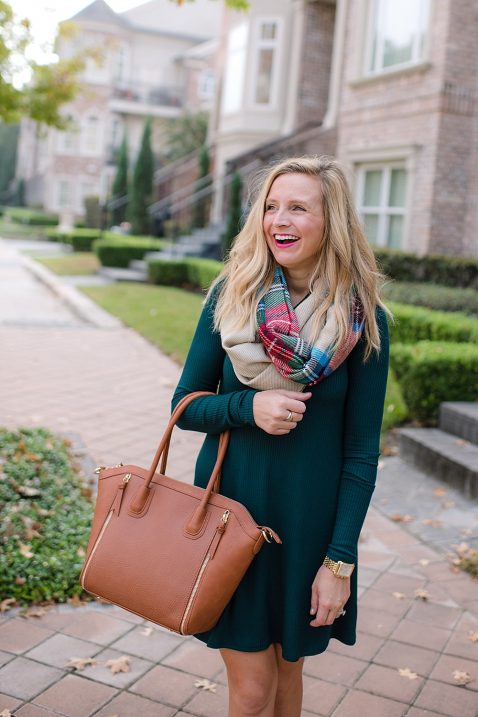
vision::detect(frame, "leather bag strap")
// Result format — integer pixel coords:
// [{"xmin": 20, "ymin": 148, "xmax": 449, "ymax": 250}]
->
[{"xmin": 130, "ymin": 392, "xmax": 230, "ymax": 531}]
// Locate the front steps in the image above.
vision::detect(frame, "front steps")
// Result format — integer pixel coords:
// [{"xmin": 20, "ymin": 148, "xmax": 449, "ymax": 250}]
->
[{"xmin": 399, "ymin": 402, "xmax": 478, "ymax": 499}]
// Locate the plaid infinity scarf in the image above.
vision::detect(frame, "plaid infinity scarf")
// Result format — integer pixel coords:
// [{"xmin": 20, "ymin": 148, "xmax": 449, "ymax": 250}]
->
[{"xmin": 256, "ymin": 267, "xmax": 365, "ymax": 386}]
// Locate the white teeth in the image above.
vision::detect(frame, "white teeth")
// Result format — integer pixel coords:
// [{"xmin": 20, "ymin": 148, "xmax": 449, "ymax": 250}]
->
[{"xmin": 274, "ymin": 234, "xmax": 299, "ymax": 243}]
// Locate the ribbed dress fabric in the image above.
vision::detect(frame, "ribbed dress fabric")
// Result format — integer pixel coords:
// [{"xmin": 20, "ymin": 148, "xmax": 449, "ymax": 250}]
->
[{"xmin": 171, "ymin": 292, "xmax": 390, "ymax": 662}]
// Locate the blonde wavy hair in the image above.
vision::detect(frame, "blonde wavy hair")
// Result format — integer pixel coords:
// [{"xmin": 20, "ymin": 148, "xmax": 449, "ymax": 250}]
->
[{"xmin": 209, "ymin": 155, "xmax": 392, "ymax": 361}]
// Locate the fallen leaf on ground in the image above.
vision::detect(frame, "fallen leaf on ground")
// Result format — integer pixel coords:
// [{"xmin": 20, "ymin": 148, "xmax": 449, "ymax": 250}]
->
[
  {"xmin": 0, "ymin": 598, "xmax": 17, "ymax": 612},
  {"xmin": 20, "ymin": 606, "xmax": 49, "ymax": 618},
  {"xmin": 432, "ymin": 487, "xmax": 447, "ymax": 497},
  {"xmin": 392, "ymin": 592, "xmax": 407, "ymax": 600},
  {"xmin": 0, "ymin": 709, "xmax": 13, "ymax": 717},
  {"xmin": 422, "ymin": 518, "xmax": 443, "ymax": 528},
  {"xmin": 67, "ymin": 595, "xmax": 87, "ymax": 607},
  {"xmin": 461, "ymin": 528, "xmax": 473, "ymax": 537},
  {"xmin": 418, "ymin": 559, "xmax": 430, "ymax": 566},
  {"xmin": 15, "ymin": 576, "xmax": 26, "ymax": 585},
  {"xmin": 398, "ymin": 668, "xmax": 418, "ymax": 680},
  {"xmin": 414, "ymin": 589, "xmax": 431, "ymax": 601},
  {"xmin": 105, "ymin": 655, "xmax": 130, "ymax": 674},
  {"xmin": 390, "ymin": 514, "xmax": 414, "ymax": 523},
  {"xmin": 76, "ymin": 546, "xmax": 86, "ymax": 558},
  {"xmin": 141, "ymin": 627, "xmax": 154, "ymax": 636},
  {"xmin": 15, "ymin": 485, "xmax": 41, "ymax": 498},
  {"xmin": 454, "ymin": 439, "xmax": 469, "ymax": 447},
  {"xmin": 467, "ymin": 631, "xmax": 478, "ymax": 643},
  {"xmin": 194, "ymin": 678, "xmax": 217, "ymax": 692},
  {"xmin": 66, "ymin": 657, "xmax": 97, "ymax": 671},
  {"xmin": 452, "ymin": 670, "xmax": 473, "ymax": 686},
  {"xmin": 19, "ymin": 542, "xmax": 33, "ymax": 558},
  {"xmin": 455, "ymin": 542, "xmax": 471, "ymax": 556},
  {"xmin": 441, "ymin": 500, "xmax": 455, "ymax": 509}
]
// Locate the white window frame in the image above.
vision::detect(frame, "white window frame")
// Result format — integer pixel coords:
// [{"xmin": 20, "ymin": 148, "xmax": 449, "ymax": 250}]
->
[
  {"xmin": 356, "ymin": 163, "xmax": 408, "ymax": 248},
  {"xmin": 57, "ymin": 117, "xmax": 80, "ymax": 155},
  {"xmin": 249, "ymin": 17, "xmax": 283, "ymax": 110},
  {"xmin": 365, "ymin": 0, "xmax": 430, "ymax": 76},
  {"xmin": 198, "ymin": 69, "xmax": 216, "ymax": 101},
  {"xmin": 222, "ymin": 23, "xmax": 249, "ymax": 115},
  {"xmin": 82, "ymin": 115, "xmax": 102, "ymax": 157},
  {"xmin": 56, "ymin": 178, "xmax": 74, "ymax": 211}
]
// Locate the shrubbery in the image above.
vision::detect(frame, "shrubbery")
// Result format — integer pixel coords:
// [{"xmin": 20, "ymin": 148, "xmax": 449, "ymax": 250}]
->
[
  {"xmin": 47, "ymin": 228, "xmax": 102, "ymax": 251},
  {"xmin": 147, "ymin": 256, "xmax": 222, "ymax": 290},
  {"xmin": 94, "ymin": 236, "xmax": 165, "ymax": 268},
  {"xmin": 375, "ymin": 247, "xmax": 478, "ymax": 290},
  {"xmin": 0, "ymin": 428, "xmax": 92, "ymax": 604},
  {"xmin": 390, "ymin": 341, "xmax": 478, "ymax": 423},
  {"xmin": 388, "ymin": 302, "xmax": 478, "ymax": 344},
  {"xmin": 3, "ymin": 207, "xmax": 59, "ymax": 226},
  {"xmin": 382, "ymin": 281, "xmax": 478, "ymax": 316}
]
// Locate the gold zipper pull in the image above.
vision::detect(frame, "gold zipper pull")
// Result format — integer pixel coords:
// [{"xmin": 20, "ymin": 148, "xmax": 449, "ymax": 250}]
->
[
  {"xmin": 260, "ymin": 527, "xmax": 282, "ymax": 544},
  {"xmin": 111, "ymin": 473, "xmax": 131, "ymax": 516},
  {"xmin": 94, "ymin": 466, "xmax": 106, "ymax": 474},
  {"xmin": 209, "ymin": 510, "xmax": 230, "ymax": 560}
]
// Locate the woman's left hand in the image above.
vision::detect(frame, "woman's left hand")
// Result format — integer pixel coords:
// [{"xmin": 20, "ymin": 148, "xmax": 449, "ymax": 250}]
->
[{"xmin": 309, "ymin": 565, "xmax": 351, "ymax": 627}]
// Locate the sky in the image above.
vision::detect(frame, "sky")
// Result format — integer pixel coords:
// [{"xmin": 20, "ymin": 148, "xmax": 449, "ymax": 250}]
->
[{"xmin": 8, "ymin": 0, "xmax": 146, "ymax": 58}]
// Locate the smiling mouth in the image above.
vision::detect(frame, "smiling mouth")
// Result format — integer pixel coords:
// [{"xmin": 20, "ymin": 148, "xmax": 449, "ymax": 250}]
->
[{"xmin": 274, "ymin": 234, "xmax": 300, "ymax": 245}]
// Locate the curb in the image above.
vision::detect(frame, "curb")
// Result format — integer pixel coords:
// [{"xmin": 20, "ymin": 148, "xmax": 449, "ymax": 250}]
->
[{"xmin": 22, "ymin": 255, "xmax": 122, "ymax": 329}]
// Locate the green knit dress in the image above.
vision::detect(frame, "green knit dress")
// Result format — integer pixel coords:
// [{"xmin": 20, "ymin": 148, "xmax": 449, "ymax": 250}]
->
[{"xmin": 172, "ymin": 292, "xmax": 390, "ymax": 662}]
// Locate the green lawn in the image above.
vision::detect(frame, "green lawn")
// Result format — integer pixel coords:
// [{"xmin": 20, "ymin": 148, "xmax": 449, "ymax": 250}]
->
[
  {"xmin": 82, "ymin": 283, "xmax": 204, "ymax": 363},
  {"xmin": 32, "ymin": 252, "xmax": 100, "ymax": 276}
]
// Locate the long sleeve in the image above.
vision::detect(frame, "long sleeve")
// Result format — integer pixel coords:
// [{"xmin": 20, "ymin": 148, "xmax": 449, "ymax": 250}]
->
[
  {"xmin": 171, "ymin": 292, "xmax": 258, "ymax": 433},
  {"xmin": 326, "ymin": 307, "xmax": 390, "ymax": 564}
]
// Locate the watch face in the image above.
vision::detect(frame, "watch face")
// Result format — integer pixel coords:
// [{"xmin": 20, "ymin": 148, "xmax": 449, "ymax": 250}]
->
[{"xmin": 338, "ymin": 563, "xmax": 354, "ymax": 577}]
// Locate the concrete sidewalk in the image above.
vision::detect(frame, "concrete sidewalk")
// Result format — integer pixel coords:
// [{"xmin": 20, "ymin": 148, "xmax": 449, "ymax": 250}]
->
[{"xmin": 0, "ymin": 238, "xmax": 477, "ymax": 717}]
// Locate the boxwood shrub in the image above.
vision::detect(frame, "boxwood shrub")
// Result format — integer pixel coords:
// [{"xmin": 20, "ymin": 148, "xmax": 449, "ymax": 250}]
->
[
  {"xmin": 390, "ymin": 341, "xmax": 478, "ymax": 423},
  {"xmin": 375, "ymin": 247, "xmax": 478, "ymax": 290},
  {"xmin": 47, "ymin": 228, "xmax": 102, "ymax": 251},
  {"xmin": 383, "ymin": 281, "xmax": 478, "ymax": 316},
  {"xmin": 388, "ymin": 302, "xmax": 478, "ymax": 344},
  {"xmin": 3, "ymin": 207, "xmax": 59, "ymax": 226},
  {"xmin": 147, "ymin": 257, "xmax": 222, "ymax": 290},
  {"xmin": 0, "ymin": 428, "xmax": 92, "ymax": 604},
  {"xmin": 94, "ymin": 236, "xmax": 165, "ymax": 268}
]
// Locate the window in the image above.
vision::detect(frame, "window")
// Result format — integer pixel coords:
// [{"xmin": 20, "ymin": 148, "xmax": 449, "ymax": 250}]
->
[
  {"xmin": 57, "ymin": 118, "xmax": 79, "ymax": 154},
  {"xmin": 58, "ymin": 180, "xmax": 72, "ymax": 209},
  {"xmin": 222, "ymin": 23, "xmax": 248, "ymax": 115},
  {"xmin": 83, "ymin": 116, "xmax": 101, "ymax": 155},
  {"xmin": 252, "ymin": 19, "xmax": 281, "ymax": 106},
  {"xmin": 357, "ymin": 165, "xmax": 407, "ymax": 248},
  {"xmin": 367, "ymin": 0, "xmax": 430, "ymax": 74},
  {"xmin": 198, "ymin": 70, "xmax": 216, "ymax": 100}
]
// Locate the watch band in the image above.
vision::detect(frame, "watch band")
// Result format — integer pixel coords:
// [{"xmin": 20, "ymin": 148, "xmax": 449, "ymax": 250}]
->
[{"xmin": 323, "ymin": 556, "xmax": 355, "ymax": 578}]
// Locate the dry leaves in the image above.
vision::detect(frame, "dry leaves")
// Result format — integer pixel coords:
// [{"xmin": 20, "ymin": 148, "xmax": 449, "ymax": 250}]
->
[
  {"xmin": 467, "ymin": 630, "xmax": 478, "ymax": 643},
  {"xmin": 0, "ymin": 598, "xmax": 17, "ymax": 613},
  {"xmin": 390, "ymin": 514, "xmax": 415, "ymax": 523},
  {"xmin": 414, "ymin": 588, "xmax": 431, "ymax": 601},
  {"xmin": 18, "ymin": 542, "xmax": 33, "ymax": 559},
  {"xmin": 418, "ymin": 559, "xmax": 430, "ymax": 566},
  {"xmin": 194, "ymin": 678, "xmax": 217, "ymax": 692},
  {"xmin": 0, "ymin": 710, "xmax": 13, "ymax": 717},
  {"xmin": 398, "ymin": 667, "xmax": 418, "ymax": 680},
  {"xmin": 66, "ymin": 657, "xmax": 97, "ymax": 671},
  {"xmin": 141, "ymin": 626, "xmax": 154, "ymax": 637},
  {"xmin": 20, "ymin": 606, "xmax": 49, "ymax": 619},
  {"xmin": 105, "ymin": 655, "xmax": 130, "ymax": 674},
  {"xmin": 392, "ymin": 592, "xmax": 407, "ymax": 600},
  {"xmin": 432, "ymin": 487, "xmax": 447, "ymax": 497},
  {"xmin": 76, "ymin": 546, "xmax": 86, "ymax": 558},
  {"xmin": 452, "ymin": 670, "xmax": 473, "ymax": 686},
  {"xmin": 422, "ymin": 518, "xmax": 443, "ymax": 528},
  {"xmin": 441, "ymin": 500, "xmax": 456, "ymax": 509}
]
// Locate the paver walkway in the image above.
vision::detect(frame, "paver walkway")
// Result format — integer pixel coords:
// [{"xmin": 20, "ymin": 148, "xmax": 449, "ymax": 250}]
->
[{"xmin": 0, "ymin": 238, "xmax": 477, "ymax": 717}]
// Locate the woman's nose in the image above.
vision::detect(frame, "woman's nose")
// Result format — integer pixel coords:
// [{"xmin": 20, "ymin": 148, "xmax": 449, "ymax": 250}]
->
[{"xmin": 273, "ymin": 209, "xmax": 290, "ymax": 226}]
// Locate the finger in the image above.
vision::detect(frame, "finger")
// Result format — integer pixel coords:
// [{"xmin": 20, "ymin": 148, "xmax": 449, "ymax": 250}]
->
[
  {"xmin": 289, "ymin": 400, "xmax": 308, "ymax": 414},
  {"xmin": 276, "ymin": 390, "xmax": 312, "ymax": 401},
  {"xmin": 310, "ymin": 605, "xmax": 329, "ymax": 627}
]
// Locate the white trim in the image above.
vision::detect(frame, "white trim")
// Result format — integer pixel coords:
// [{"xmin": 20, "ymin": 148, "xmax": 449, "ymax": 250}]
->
[
  {"xmin": 355, "ymin": 162, "xmax": 409, "ymax": 249},
  {"xmin": 283, "ymin": 0, "xmax": 304, "ymax": 134},
  {"xmin": 323, "ymin": 0, "xmax": 348, "ymax": 128},
  {"xmin": 248, "ymin": 16, "xmax": 283, "ymax": 111}
]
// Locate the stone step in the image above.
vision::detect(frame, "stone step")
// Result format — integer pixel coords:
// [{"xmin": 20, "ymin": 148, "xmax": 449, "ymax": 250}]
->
[
  {"xmin": 399, "ymin": 426, "xmax": 478, "ymax": 500},
  {"xmin": 99, "ymin": 266, "xmax": 147, "ymax": 283},
  {"xmin": 129, "ymin": 259, "xmax": 147, "ymax": 271},
  {"xmin": 439, "ymin": 401, "xmax": 478, "ymax": 446}
]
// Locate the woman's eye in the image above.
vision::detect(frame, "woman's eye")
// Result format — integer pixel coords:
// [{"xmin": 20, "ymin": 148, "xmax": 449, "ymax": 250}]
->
[{"xmin": 293, "ymin": 205, "xmax": 305, "ymax": 211}]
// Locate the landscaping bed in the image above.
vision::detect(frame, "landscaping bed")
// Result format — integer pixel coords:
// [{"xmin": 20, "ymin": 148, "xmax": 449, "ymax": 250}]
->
[{"xmin": 0, "ymin": 428, "xmax": 92, "ymax": 604}]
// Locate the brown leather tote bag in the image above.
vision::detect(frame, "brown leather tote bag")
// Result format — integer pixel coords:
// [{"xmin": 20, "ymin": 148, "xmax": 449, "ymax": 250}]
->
[{"xmin": 80, "ymin": 391, "xmax": 281, "ymax": 635}]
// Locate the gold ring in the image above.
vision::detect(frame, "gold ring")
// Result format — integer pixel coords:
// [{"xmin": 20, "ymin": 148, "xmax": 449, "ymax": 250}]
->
[{"xmin": 286, "ymin": 411, "xmax": 293, "ymax": 422}]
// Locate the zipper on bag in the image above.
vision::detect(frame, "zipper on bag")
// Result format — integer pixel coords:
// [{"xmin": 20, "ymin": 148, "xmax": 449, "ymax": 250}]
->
[
  {"xmin": 180, "ymin": 509, "xmax": 230, "ymax": 634},
  {"xmin": 81, "ymin": 510, "xmax": 114, "ymax": 589}
]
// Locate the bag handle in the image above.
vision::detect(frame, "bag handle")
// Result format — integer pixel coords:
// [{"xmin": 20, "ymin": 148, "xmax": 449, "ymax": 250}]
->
[{"xmin": 130, "ymin": 392, "xmax": 231, "ymax": 534}]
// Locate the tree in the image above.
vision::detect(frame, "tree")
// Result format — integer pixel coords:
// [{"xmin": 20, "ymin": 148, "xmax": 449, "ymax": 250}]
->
[
  {"xmin": 223, "ymin": 171, "xmax": 243, "ymax": 257},
  {"xmin": 161, "ymin": 111, "xmax": 208, "ymax": 162},
  {"xmin": 110, "ymin": 136, "xmax": 129, "ymax": 226},
  {"xmin": 0, "ymin": 122, "xmax": 19, "ymax": 194},
  {"xmin": 191, "ymin": 144, "xmax": 212, "ymax": 229},
  {"xmin": 130, "ymin": 118, "xmax": 154, "ymax": 236},
  {"xmin": 0, "ymin": 1, "xmax": 101, "ymax": 128}
]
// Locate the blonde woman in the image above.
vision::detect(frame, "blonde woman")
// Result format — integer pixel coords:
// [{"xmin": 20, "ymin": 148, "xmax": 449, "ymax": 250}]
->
[{"xmin": 172, "ymin": 156, "xmax": 390, "ymax": 717}]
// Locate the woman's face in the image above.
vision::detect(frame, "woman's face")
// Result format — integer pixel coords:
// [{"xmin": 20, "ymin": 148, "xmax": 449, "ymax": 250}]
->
[{"xmin": 263, "ymin": 173, "xmax": 325, "ymax": 277}]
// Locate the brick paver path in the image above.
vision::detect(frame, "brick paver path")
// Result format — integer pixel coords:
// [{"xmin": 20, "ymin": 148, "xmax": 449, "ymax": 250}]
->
[{"xmin": 0, "ymin": 239, "xmax": 477, "ymax": 717}]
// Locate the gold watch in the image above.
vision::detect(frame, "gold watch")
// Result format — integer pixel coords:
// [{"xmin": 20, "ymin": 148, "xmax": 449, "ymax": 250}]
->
[{"xmin": 323, "ymin": 556, "xmax": 355, "ymax": 579}]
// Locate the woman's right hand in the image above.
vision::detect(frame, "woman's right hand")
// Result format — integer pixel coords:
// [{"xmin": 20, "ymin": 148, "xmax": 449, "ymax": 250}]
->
[{"xmin": 252, "ymin": 389, "xmax": 312, "ymax": 435}]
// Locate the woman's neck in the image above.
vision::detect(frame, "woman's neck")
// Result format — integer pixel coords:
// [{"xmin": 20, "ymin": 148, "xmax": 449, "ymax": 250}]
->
[{"xmin": 283, "ymin": 267, "xmax": 311, "ymax": 304}]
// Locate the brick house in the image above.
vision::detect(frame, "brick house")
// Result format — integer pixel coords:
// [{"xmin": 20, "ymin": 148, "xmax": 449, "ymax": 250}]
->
[
  {"xmin": 15, "ymin": 0, "xmax": 220, "ymax": 221},
  {"xmin": 210, "ymin": 0, "xmax": 477, "ymax": 258}
]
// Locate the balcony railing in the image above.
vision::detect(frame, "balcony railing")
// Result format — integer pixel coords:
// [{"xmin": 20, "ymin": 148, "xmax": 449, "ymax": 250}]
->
[{"xmin": 111, "ymin": 82, "xmax": 184, "ymax": 109}]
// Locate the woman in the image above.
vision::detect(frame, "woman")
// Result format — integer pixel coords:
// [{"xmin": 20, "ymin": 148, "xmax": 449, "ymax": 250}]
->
[{"xmin": 172, "ymin": 155, "xmax": 391, "ymax": 716}]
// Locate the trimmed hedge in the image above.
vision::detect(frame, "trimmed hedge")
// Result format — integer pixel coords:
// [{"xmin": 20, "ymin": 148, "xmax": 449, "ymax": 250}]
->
[
  {"xmin": 94, "ymin": 236, "xmax": 165, "ymax": 268},
  {"xmin": 382, "ymin": 281, "xmax": 478, "ymax": 316},
  {"xmin": 375, "ymin": 247, "xmax": 478, "ymax": 290},
  {"xmin": 3, "ymin": 207, "xmax": 59, "ymax": 226},
  {"xmin": 390, "ymin": 341, "xmax": 478, "ymax": 423},
  {"xmin": 388, "ymin": 302, "xmax": 478, "ymax": 344},
  {"xmin": 47, "ymin": 228, "xmax": 102, "ymax": 251},
  {"xmin": 147, "ymin": 257, "xmax": 222, "ymax": 290}
]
